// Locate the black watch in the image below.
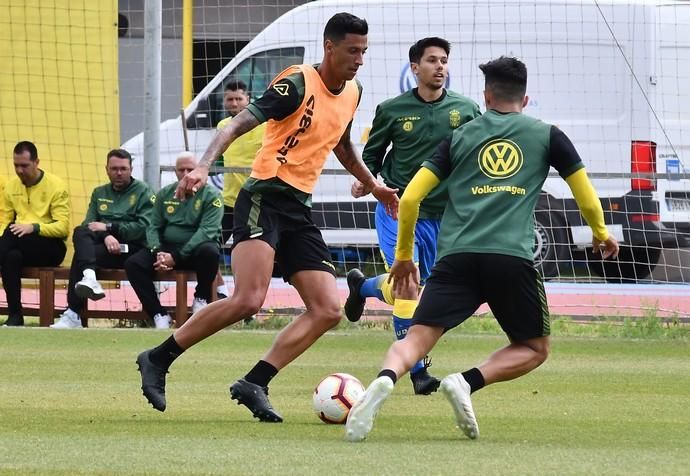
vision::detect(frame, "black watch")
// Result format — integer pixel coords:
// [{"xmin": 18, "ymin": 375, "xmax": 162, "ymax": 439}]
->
[{"xmin": 105, "ymin": 223, "xmax": 113, "ymax": 232}]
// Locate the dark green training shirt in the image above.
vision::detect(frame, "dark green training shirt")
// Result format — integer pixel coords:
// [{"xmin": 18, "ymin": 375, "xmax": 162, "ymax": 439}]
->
[
  {"xmin": 83, "ymin": 178, "xmax": 156, "ymax": 246},
  {"xmin": 147, "ymin": 181, "xmax": 223, "ymax": 262},
  {"xmin": 363, "ymin": 89, "xmax": 481, "ymax": 218},
  {"xmin": 423, "ymin": 110, "xmax": 584, "ymax": 261}
]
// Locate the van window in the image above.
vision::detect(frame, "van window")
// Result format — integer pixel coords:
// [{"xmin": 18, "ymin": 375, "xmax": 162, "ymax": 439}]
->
[{"xmin": 204, "ymin": 47, "xmax": 304, "ymax": 127}]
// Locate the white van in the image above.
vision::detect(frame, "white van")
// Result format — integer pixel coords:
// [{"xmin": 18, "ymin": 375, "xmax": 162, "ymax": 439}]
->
[{"xmin": 122, "ymin": 0, "xmax": 690, "ymax": 281}]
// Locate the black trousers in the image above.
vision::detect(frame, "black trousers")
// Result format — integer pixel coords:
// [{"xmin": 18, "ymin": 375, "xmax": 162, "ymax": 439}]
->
[
  {"xmin": 67, "ymin": 226, "xmax": 141, "ymax": 312},
  {"xmin": 0, "ymin": 227, "xmax": 66, "ymax": 316},
  {"xmin": 124, "ymin": 241, "xmax": 219, "ymax": 318}
]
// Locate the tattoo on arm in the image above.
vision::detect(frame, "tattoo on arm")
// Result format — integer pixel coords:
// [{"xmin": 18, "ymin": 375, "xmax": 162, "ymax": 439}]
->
[
  {"xmin": 333, "ymin": 124, "xmax": 357, "ymax": 169},
  {"xmin": 333, "ymin": 122, "xmax": 355, "ymax": 164},
  {"xmin": 334, "ymin": 134, "xmax": 376, "ymax": 188},
  {"xmin": 199, "ymin": 110, "xmax": 260, "ymax": 168},
  {"xmin": 334, "ymin": 140, "xmax": 354, "ymax": 167}
]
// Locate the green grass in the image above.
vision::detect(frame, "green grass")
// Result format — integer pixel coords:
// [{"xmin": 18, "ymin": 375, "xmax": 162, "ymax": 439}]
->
[
  {"xmin": 250, "ymin": 312, "xmax": 690, "ymax": 339},
  {"xmin": 0, "ymin": 327, "xmax": 688, "ymax": 475}
]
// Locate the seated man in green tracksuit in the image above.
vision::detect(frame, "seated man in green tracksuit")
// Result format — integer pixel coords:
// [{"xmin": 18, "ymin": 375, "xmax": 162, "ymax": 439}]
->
[
  {"xmin": 124, "ymin": 151, "xmax": 223, "ymax": 329},
  {"xmin": 51, "ymin": 148, "xmax": 155, "ymax": 329}
]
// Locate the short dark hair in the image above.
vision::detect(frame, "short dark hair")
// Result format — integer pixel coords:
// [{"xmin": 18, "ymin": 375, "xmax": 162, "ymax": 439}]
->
[
  {"xmin": 106, "ymin": 148, "xmax": 132, "ymax": 166},
  {"xmin": 479, "ymin": 56, "xmax": 527, "ymax": 102},
  {"xmin": 409, "ymin": 37, "xmax": 451, "ymax": 64},
  {"xmin": 323, "ymin": 12, "xmax": 368, "ymax": 42},
  {"xmin": 224, "ymin": 79, "xmax": 248, "ymax": 93},
  {"xmin": 13, "ymin": 141, "xmax": 38, "ymax": 161}
]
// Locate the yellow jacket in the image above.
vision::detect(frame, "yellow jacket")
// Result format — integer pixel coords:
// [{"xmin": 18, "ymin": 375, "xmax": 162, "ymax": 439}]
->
[
  {"xmin": 218, "ymin": 116, "xmax": 266, "ymax": 207},
  {"xmin": 0, "ymin": 171, "xmax": 71, "ymax": 239},
  {"xmin": 0, "ymin": 175, "xmax": 6, "ymax": 196}
]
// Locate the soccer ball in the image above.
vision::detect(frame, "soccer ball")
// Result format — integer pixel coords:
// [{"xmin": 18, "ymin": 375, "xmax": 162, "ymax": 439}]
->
[{"xmin": 313, "ymin": 373, "xmax": 365, "ymax": 424}]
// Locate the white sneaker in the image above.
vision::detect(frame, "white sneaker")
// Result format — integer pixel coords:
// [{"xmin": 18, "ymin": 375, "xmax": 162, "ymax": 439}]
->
[
  {"xmin": 216, "ymin": 284, "xmax": 229, "ymax": 300},
  {"xmin": 50, "ymin": 309, "xmax": 83, "ymax": 329},
  {"xmin": 440, "ymin": 373, "xmax": 479, "ymax": 439},
  {"xmin": 75, "ymin": 275, "xmax": 105, "ymax": 301},
  {"xmin": 345, "ymin": 376, "xmax": 394, "ymax": 442},
  {"xmin": 153, "ymin": 313, "xmax": 171, "ymax": 329},
  {"xmin": 191, "ymin": 297, "xmax": 208, "ymax": 314}
]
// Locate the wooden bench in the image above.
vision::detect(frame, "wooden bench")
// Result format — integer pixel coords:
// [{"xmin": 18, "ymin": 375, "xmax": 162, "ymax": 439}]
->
[{"xmin": 1, "ymin": 267, "xmax": 216, "ymax": 327}]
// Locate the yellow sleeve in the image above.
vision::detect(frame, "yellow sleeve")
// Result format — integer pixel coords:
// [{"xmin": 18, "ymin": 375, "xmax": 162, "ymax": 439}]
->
[
  {"xmin": 217, "ymin": 117, "xmax": 231, "ymax": 131},
  {"xmin": 0, "ymin": 175, "xmax": 12, "ymax": 236},
  {"xmin": 395, "ymin": 167, "xmax": 441, "ymax": 261},
  {"xmin": 41, "ymin": 183, "xmax": 71, "ymax": 238},
  {"xmin": 565, "ymin": 168, "xmax": 609, "ymax": 241}
]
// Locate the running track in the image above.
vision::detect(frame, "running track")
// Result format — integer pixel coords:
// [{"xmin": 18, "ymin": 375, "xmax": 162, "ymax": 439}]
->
[{"xmin": 10, "ymin": 278, "xmax": 689, "ymax": 321}]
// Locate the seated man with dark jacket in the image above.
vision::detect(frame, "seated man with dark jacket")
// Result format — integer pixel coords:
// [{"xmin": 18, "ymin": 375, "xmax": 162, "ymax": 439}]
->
[
  {"xmin": 124, "ymin": 151, "xmax": 223, "ymax": 329},
  {"xmin": 51, "ymin": 148, "xmax": 155, "ymax": 329}
]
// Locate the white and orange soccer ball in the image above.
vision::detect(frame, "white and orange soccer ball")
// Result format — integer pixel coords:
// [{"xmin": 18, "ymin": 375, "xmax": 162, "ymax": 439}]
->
[{"xmin": 313, "ymin": 373, "xmax": 365, "ymax": 424}]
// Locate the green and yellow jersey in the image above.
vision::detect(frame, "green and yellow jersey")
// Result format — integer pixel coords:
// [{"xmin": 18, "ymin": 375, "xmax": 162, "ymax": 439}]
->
[
  {"xmin": 83, "ymin": 178, "xmax": 155, "ymax": 246},
  {"xmin": 419, "ymin": 110, "xmax": 587, "ymax": 261},
  {"xmin": 363, "ymin": 88, "xmax": 481, "ymax": 219},
  {"xmin": 147, "ymin": 181, "xmax": 222, "ymax": 262}
]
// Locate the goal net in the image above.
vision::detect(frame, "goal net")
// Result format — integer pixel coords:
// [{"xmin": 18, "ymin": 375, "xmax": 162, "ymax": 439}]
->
[
  {"xmin": 2, "ymin": 0, "xmax": 688, "ymax": 322},
  {"xmin": 125, "ymin": 1, "xmax": 690, "ymax": 285}
]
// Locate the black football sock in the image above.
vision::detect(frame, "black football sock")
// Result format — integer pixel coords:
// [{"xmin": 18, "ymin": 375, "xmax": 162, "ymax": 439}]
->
[
  {"xmin": 462, "ymin": 367, "xmax": 485, "ymax": 394},
  {"xmin": 244, "ymin": 360, "xmax": 278, "ymax": 387},
  {"xmin": 377, "ymin": 369, "xmax": 398, "ymax": 384},
  {"xmin": 149, "ymin": 335, "xmax": 185, "ymax": 370}
]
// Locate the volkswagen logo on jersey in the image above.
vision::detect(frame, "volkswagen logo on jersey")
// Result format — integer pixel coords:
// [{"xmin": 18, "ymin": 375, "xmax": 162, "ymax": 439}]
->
[
  {"xmin": 478, "ymin": 139, "xmax": 524, "ymax": 179},
  {"xmin": 399, "ymin": 63, "xmax": 450, "ymax": 93}
]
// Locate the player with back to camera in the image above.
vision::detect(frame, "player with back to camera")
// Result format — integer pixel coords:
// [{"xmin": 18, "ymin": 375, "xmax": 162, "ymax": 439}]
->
[
  {"xmin": 345, "ymin": 56, "xmax": 619, "ymax": 442},
  {"xmin": 136, "ymin": 12, "xmax": 399, "ymax": 422}
]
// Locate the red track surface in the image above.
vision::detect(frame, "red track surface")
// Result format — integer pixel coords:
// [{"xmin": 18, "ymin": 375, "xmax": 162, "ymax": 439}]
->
[{"xmin": 9, "ymin": 279, "xmax": 689, "ymax": 320}]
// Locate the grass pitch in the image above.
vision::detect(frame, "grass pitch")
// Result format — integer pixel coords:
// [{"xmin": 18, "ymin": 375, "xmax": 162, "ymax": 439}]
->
[{"xmin": 0, "ymin": 326, "xmax": 688, "ymax": 475}]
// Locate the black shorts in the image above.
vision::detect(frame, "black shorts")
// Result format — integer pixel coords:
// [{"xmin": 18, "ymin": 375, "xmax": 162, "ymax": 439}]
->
[
  {"xmin": 413, "ymin": 253, "xmax": 550, "ymax": 341},
  {"xmin": 221, "ymin": 205, "xmax": 234, "ymax": 245},
  {"xmin": 233, "ymin": 188, "xmax": 336, "ymax": 282}
]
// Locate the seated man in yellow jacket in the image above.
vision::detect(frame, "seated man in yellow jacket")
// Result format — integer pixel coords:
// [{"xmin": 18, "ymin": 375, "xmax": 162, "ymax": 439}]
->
[{"xmin": 0, "ymin": 141, "xmax": 70, "ymax": 326}]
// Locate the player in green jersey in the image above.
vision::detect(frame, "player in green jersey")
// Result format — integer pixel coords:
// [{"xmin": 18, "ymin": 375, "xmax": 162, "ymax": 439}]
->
[
  {"xmin": 344, "ymin": 37, "xmax": 481, "ymax": 395},
  {"xmin": 346, "ymin": 56, "xmax": 619, "ymax": 442}
]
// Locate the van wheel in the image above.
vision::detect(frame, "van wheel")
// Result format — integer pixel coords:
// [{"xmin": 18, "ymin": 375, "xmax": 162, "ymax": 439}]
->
[
  {"xmin": 587, "ymin": 246, "xmax": 661, "ymax": 283},
  {"xmin": 533, "ymin": 211, "xmax": 570, "ymax": 279}
]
